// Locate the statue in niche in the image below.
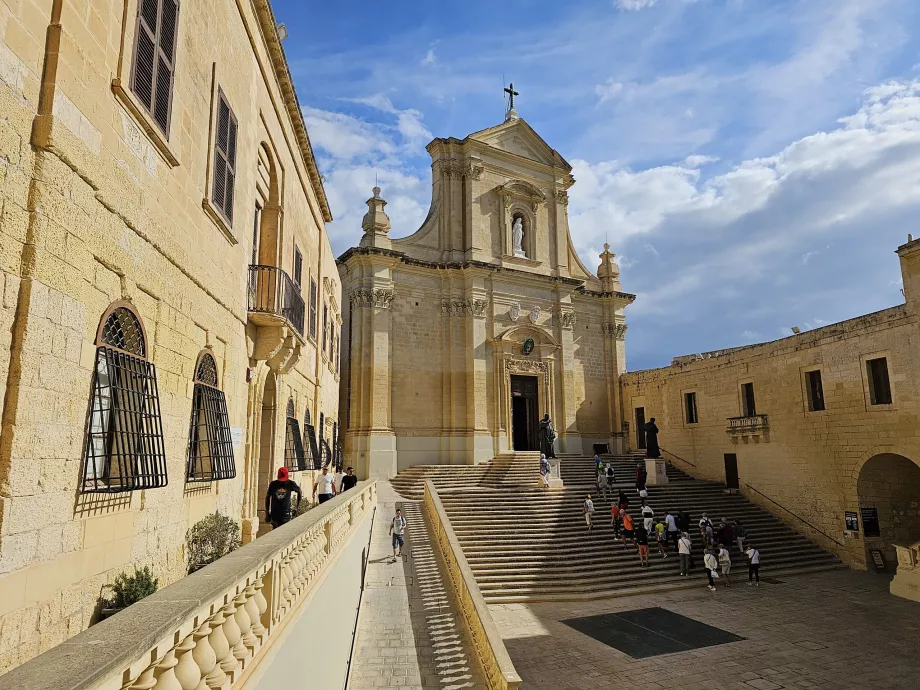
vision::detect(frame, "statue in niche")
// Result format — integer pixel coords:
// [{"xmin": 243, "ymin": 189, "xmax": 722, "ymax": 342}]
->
[
  {"xmin": 538, "ymin": 414, "xmax": 557, "ymax": 458},
  {"xmin": 512, "ymin": 216, "xmax": 526, "ymax": 257}
]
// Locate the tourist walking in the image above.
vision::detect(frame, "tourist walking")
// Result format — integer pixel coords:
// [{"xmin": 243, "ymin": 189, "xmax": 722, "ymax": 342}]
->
[
  {"xmin": 312, "ymin": 465, "xmax": 337, "ymax": 504},
  {"xmin": 704, "ymin": 547, "xmax": 719, "ymax": 591},
  {"xmin": 340, "ymin": 466, "xmax": 358, "ymax": 493},
  {"xmin": 718, "ymin": 518, "xmax": 733, "ymax": 549},
  {"xmin": 621, "ymin": 510, "xmax": 635, "ymax": 548},
  {"xmin": 655, "ymin": 519, "xmax": 667, "ymax": 558},
  {"xmin": 584, "ymin": 494, "xmax": 595, "ymax": 530},
  {"xmin": 265, "ymin": 467, "xmax": 302, "ymax": 529},
  {"xmin": 389, "ymin": 508, "xmax": 407, "ymax": 560},
  {"xmin": 734, "ymin": 519, "xmax": 747, "ymax": 553},
  {"xmin": 596, "ymin": 464, "xmax": 605, "ymax": 496},
  {"xmin": 611, "ymin": 502, "xmax": 622, "ymax": 538},
  {"xmin": 617, "ymin": 489, "xmax": 630, "ymax": 510},
  {"xmin": 540, "ymin": 454, "xmax": 551, "ymax": 488},
  {"xmin": 678, "ymin": 510, "xmax": 691, "ymax": 534},
  {"xmin": 642, "ymin": 504, "xmax": 655, "ymax": 534},
  {"xmin": 678, "ymin": 532, "xmax": 692, "ymax": 576},
  {"xmin": 698, "ymin": 513, "xmax": 712, "ymax": 540},
  {"xmin": 718, "ymin": 543, "xmax": 732, "ymax": 586},
  {"xmin": 635, "ymin": 463, "xmax": 648, "ymax": 493},
  {"xmin": 665, "ymin": 510, "xmax": 680, "ymax": 552},
  {"xmin": 635, "ymin": 524, "xmax": 650, "ymax": 567},
  {"xmin": 605, "ymin": 462, "xmax": 616, "ymax": 497},
  {"xmin": 746, "ymin": 544, "xmax": 761, "ymax": 586}
]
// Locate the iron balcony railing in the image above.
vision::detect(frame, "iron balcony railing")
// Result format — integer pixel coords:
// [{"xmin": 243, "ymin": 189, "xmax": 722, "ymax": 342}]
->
[
  {"xmin": 727, "ymin": 414, "xmax": 769, "ymax": 433},
  {"xmin": 248, "ymin": 264, "xmax": 306, "ymax": 337}
]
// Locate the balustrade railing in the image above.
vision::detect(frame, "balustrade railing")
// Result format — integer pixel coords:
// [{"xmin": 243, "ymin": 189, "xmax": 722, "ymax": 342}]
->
[
  {"xmin": 424, "ymin": 481, "xmax": 522, "ymax": 690},
  {"xmin": 0, "ymin": 481, "xmax": 377, "ymax": 690},
  {"xmin": 727, "ymin": 414, "xmax": 769, "ymax": 431},
  {"xmin": 248, "ymin": 264, "xmax": 306, "ymax": 337}
]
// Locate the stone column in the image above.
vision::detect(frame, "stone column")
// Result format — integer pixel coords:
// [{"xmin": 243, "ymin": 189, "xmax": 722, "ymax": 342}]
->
[{"xmin": 464, "ymin": 287, "xmax": 493, "ymax": 464}]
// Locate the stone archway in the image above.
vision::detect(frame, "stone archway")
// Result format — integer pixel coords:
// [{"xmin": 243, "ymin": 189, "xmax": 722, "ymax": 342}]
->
[
  {"xmin": 256, "ymin": 370, "xmax": 278, "ymax": 534},
  {"xmin": 857, "ymin": 453, "xmax": 920, "ymax": 568}
]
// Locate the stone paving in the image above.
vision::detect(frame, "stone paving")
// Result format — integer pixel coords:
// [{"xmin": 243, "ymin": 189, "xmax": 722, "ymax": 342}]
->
[
  {"xmin": 489, "ymin": 569, "xmax": 920, "ymax": 689},
  {"xmin": 350, "ymin": 482, "xmax": 486, "ymax": 690}
]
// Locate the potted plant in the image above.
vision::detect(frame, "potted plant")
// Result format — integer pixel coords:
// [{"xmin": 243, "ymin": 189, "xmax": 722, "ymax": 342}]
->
[
  {"xmin": 186, "ymin": 512, "xmax": 241, "ymax": 573},
  {"xmin": 100, "ymin": 566, "xmax": 159, "ymax": 619}
]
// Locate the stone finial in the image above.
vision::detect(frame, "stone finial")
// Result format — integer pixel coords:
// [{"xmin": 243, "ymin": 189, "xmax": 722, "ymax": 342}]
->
[
  {"xmin": 597, "ymin": 243, "xmax": 621, "ymax": 291},
  {"xmin": 360, "ymin": 186, "xmax": 392, "ymax": 249}
]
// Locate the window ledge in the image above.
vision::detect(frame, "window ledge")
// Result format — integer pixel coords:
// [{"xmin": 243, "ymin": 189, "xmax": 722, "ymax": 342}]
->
[
  {"xmin": 501, "ymin": 254, "xmax": 542, "ymax": 267},
  {"xmin": 202, "ymin": 197, "xmax": 239, "ymax": 245},
  {"xmin": 111, "ymin": 78, "xmax": 179, "ymax": 168}
]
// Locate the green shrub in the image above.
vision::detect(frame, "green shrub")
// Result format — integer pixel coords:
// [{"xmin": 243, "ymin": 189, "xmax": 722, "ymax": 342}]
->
[
  {"xmin": 107, "ymin": 566, "xmax": 158, "ymax": 609},
  {"xmin": 186, "ymin": 512, "xmax": 241, "ymax": 573}
]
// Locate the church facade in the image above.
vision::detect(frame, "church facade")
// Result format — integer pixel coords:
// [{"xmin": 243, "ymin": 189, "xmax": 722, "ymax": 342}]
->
[{"xmin": 338, "ymin": 111, "xmax": 634, "ymax": 477}]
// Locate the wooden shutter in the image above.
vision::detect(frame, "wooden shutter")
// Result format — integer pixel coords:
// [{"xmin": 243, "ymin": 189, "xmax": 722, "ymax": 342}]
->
[
  {"xmin": 212, "ymin": 90, "xmax": 237, "ymax": 223},
  {"xmin": 131, "ymin": 0, "xmax": 179, "ymax": 135}
]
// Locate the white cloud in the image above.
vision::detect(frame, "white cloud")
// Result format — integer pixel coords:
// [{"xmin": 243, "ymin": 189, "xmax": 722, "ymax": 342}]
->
[
  {"xmin": 614, "ymin": 0, "xmax": 658, "ymax": 9},
  {"xmin": 568, "ymin": 79, "xmax": 920, "ymax": 335},
  {"xmin": 595, "ymin": 78, "xmax": 624, "ymax": 103},
  {"xmin": 683, "ymin": 154, "xmax": 718, "ymax": 167},
  {"xmin": 421, "ymin": 48, "xmax": 437, "ymax": 67},
  {"xmin": 301, "ymin": 107, "xmax": 395, "ymax": 161}
]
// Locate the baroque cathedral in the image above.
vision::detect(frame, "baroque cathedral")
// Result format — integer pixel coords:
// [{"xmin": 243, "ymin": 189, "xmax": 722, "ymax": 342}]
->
[{"xmin": 337, "ymin": 107, "xmax": 634, "ymax": 478}]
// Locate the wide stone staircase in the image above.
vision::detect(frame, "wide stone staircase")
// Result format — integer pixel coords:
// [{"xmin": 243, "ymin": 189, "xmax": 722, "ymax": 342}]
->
[{"xmin": 392, "ymin": 453, "xmax": 842, "ymax": 602}]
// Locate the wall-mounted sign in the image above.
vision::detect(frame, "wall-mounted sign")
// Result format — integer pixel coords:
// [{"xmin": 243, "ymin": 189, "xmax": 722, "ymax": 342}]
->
[
  {"xmin": 860, "ymin": 507, "xmax": 881, "ymax": 537},
  {"xmin": 522, "ymin": 338, "xmax": 535, "ymax": 356},
  {"xmin": 845, "ymin": 511, "xmax": 859, "ymax": 532},
  {"xmin": 230, "ymin": 427, "xmax": 243, "ymax": 448},
  {"xmin": 870, "ymin": 548, "xmax": 886, "ymax": 572}
]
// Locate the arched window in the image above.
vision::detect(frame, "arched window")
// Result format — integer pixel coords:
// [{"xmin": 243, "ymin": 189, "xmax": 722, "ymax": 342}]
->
[
  {"xmin": 303, "ymin": 407, "xmax": 319, "ymax": 470},
  {"xmin": 187, "ymin": 351, "xmax": 235, "ymax": 482},
  {"xmin": 284, "ymin": 398, "xmax": 306, "ymax": 471},
  {"xmin": 82, "ymin": 304, "xmax": 167, "ymax": 492}
]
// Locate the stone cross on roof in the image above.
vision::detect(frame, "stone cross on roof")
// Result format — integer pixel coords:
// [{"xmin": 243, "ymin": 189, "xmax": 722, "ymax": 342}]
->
[{"xmin": 504, "ymin": 83, "xmax": 519, "ymax": 111}]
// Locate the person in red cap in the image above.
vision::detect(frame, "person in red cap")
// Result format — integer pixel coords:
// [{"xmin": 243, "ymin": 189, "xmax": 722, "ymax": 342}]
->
[{"xmin": 265, "ymin": 467, "xmax": 302, "ymax": 529}]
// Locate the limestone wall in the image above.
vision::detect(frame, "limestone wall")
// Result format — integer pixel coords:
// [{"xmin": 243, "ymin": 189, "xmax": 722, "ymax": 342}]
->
[
  {"xmin": 620, "ymin": 304, "xmax": 920, "ymax": 569},
  {"xmin": 0, "ymin": 0, "xmax": 339, "ymax": 674}
]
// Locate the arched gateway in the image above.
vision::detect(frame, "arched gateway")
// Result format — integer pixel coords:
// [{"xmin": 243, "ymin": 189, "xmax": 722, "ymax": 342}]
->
[
  {"xmin": 337, "ymin": 111, "xmax": 635, "ymax": 478},
  {"xmin": 858, "ymin": 453, "xmax": 920, "ymax": 567}
]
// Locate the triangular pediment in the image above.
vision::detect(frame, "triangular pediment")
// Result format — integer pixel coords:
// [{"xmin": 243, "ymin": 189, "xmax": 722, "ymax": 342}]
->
[{"xmin": 468, "ymin": 118, "xmax": 570, "ymax": 170}]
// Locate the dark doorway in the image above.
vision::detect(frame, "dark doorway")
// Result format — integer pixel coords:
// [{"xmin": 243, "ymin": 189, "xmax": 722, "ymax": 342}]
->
[
  {"xmin": 635, "ymin": 407, "xmax": 646, "ymax": 450},
  {"xmin": 724, "ymin": 453, "xmax": 739, "ymax": 489},
  {"xmin": 511, "ymin": 375, "xmax": 539, "ymax": 451}
]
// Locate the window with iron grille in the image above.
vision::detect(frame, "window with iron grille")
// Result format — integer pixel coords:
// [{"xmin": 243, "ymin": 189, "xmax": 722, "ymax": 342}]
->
[
  {"xmin": 322, "ymin": 303, "xmax": 328, "ymax": 353},
  {"xmin": 211, "ymin": 89, "xmax": 237, "ymax": 223},
  {"xmin": 309, "ymin": 279, "xmax": 318, "ymax": 340},
  {"xmin": 302, "ymin": 409, "xmax": 315, "ymax": 469},
  {"xmin": 284, "ymin": 398, "xmax": 306, "ymax": 471},
  {"xmin": 131, "ymin": 0, "xmax": 179, "ymax": 135},
  {"xmin": 82, "ymin": 305, "xmax": 168, "ymax": 493},
  {"xmin": 187, "ymin": 352, "xmax": 235, "ymax": 482}
]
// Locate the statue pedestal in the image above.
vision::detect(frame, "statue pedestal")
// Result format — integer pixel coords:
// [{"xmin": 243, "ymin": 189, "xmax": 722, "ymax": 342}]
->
[
  {"xmin": 538, "ymin": 458, "xmax": 564, "ymax": 488},
  {"xmin": 645, "ymin": 458, "xmax": 669, "ymax": 486}
]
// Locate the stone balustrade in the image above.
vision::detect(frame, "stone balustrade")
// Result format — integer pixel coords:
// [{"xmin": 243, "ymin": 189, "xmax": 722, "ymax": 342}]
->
[
  {"xmin": 0, "ymin": 481, "xmax": 377, "ymax": 690},
  {"xmin": 423, "ymin": 481, "xmax": 522, "ymax": 690}
]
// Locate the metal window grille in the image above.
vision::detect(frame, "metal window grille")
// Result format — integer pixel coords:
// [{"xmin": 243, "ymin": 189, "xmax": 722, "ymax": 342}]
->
[
  {"xmin": 186, "ymin": 354, "xmax": 235, "ymax": 482},
  {"xmin": 305, "ymin": 423, "xmax": 320, "ymax": 470},
  {"xmin": 82, "ymin": 347, "xmax": 168, "ymax": 492},
  {"xmin": 309, "ymin": 279, "xmax": 318, "ymax": 340},
  {"xmin": 285, "ymin": 417, "xmax": 307, "ymax": 471}
]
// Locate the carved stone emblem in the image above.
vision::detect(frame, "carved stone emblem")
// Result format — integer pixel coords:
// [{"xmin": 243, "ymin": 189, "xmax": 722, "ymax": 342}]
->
[
  {"xmin": 529, "ymin": 306, "xmax": 541, "ymax": 324},
  {"xmin": 509, "ymin": 303, "xmax": 521, "ymax": 322}
]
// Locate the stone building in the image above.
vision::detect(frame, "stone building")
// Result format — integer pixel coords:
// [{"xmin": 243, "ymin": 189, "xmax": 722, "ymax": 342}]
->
[
  {"xmin": 620, "ymin": 237, "xmax": 920, "ymax": 584},
  {"xmin": 337, "ymin": 109, "xmax": 634, "ymax": 478},
  {"xmin": 0, "ymin": 0, "xmax": 340, "ymax": 673}
]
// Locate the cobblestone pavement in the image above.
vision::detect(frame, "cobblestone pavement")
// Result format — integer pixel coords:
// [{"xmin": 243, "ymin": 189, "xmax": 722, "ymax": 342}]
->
[
  {"xmin": 490, "ymin": 569, "xmax": 920, "ymax": 689},
  {"xmin": 350, "ymin": 482, "xmax": 486, "ymax": 690}
]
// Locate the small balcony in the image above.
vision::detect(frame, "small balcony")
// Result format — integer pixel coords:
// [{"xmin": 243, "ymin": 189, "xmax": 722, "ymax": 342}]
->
[
  {"xmin": 248, "ymin": 265, "xmax": 305, "ymax": 371},
  {"xmin": 726, "ymin": 414, "xmax": 769, "ymax": 443}
]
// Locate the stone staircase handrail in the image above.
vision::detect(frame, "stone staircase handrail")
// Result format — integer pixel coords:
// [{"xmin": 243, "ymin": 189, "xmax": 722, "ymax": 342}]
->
[
  {"xmin": 744, "ymin": 482, "xmax": 844, "ymax": 547},
  {"xmin": 423, "ymin": 480, "xmax": 523, "ymax": 690},
  {"xmin": 0, "ymin": 481, "xmax": 378, "ymax": 690},
  {"xmin": 659, "ymin": 446, "xmax": 697, "ymax": 468}
]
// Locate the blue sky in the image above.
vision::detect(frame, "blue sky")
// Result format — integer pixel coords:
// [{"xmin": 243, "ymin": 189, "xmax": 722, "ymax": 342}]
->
[{"xmin": 277, "ymin": 0, "xmax": 920, "ymax": 370}]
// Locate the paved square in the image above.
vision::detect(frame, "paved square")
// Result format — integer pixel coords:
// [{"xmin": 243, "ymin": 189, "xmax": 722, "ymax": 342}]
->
[
  {"xmin": 490, "ymin": 570, "xmax": 920, "ymax": 689},
  {"xmin": 562, "ymin": 607, "xmax": 744, "ymax": 658}
]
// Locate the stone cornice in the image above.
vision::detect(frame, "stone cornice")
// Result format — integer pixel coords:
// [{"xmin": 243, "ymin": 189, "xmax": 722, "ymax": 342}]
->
[
  {"xmin": 576, "ymin": 286, "xmax": 637, "ymax": 304},
  {"xmin": 253, "ymin": 0, "xmax": 332, "ymax": 222}
]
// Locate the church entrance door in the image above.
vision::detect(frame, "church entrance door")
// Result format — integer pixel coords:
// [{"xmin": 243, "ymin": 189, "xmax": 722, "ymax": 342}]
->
[{"xmin": 511, "ymin": 375, "xmax": 539, "ymax": 451}]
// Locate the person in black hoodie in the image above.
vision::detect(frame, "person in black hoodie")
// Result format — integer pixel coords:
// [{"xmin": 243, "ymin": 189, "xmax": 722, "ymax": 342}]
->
[
  {"xmin": 265, "ymin": 467, "xmax": 302, "ymax": 528},
  {"xmin": 340, "ymin": 466, "xmax": 358, "ymax": 492}
]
